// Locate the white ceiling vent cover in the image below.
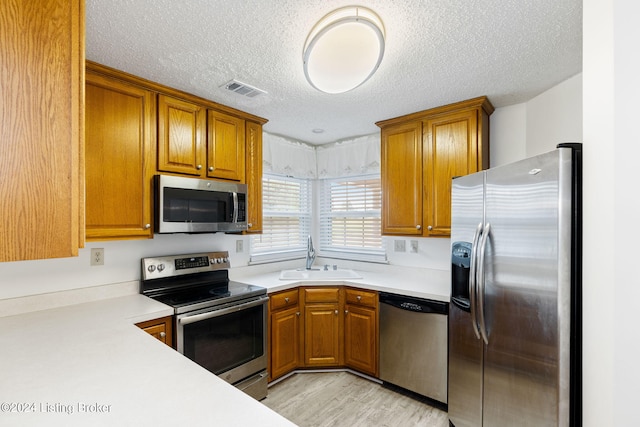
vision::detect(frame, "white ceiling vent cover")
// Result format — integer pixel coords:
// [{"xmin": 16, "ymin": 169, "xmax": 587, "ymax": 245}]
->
[{"xmin": 221, "ymin": 80, "xmax": 267, "ymax": 98}]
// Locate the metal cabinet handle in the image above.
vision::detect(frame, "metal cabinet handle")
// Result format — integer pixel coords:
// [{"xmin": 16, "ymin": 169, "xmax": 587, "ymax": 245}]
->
[
  {"xmin": 247, "ymin": 223, "xmax": 253, "ymax": 228},
  {"xmin": 208, "ymin": 166, "xmax": 214, "ymax": 172},
  {"xmin": 416, "ymin": 225, "xmax": 421, "ymax": 230},
  {"xmin": 144, "ymin": 224, "xmax": 151, "ymax": 229},
  {"xmin": 159, "ymin": 332, "xmax": 166, "ymax": 338},
  {"xmin": 334, "ymin": 310, "xmax": 338, "ymax": 315},
  {"xmin": 296, "ymin": 312, "xmax": 300, "ymax": 316},
  {"xmin": 196, "ymin": 164, "xmax": 202, "ymax": 170},
  {"xmin": 345, "ymin": 310, "xmax": 349, "ymax": 314},
  {"xmin": 427, "ymin": 225, "xmax": 433, "ymax": 231},
  {"xmin": 284, "ymin": 297, "xmax": 289, "ymax": 303},
  {"xmin": 356, "ymin": 295, "xmax": 362, "ymax": 301}
]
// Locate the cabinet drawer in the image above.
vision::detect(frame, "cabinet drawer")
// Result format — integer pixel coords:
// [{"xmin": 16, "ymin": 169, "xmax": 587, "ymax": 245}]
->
[
  {"xmin": 304, "ymin": 287, "xmax": 340, "ymax": 303},
  {"xmin": 270, "ymin": 289, "xmax": 299, "ymax": 310},
  {"xmin": 345, "ymin": 288, "xmax": 378, "ymax": 308}
]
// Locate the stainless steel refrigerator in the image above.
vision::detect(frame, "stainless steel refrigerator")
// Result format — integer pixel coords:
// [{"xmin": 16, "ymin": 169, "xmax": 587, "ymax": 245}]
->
[{"xmin": 448, "ymin": 143, "xmax": 582, "ymax": 427}]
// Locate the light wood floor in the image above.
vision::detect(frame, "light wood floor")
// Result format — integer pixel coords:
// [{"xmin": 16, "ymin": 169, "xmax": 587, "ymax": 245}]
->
[{"xmin": 262, "ymin": 372, "xmax": 449, "ymax": 427}]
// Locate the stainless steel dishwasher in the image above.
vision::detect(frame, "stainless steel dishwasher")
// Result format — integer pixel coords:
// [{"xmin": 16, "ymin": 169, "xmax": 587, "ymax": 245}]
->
[{"xmin": 379, "ymin": 292, "xmax": 448, "ymax": 404}]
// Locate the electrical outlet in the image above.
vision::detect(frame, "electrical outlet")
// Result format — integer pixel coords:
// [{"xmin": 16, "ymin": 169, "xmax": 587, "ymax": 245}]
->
[
  {"xmin": 410, "ymin": 240, "xmax": 419, "ymax": 253},
  {"xmin": 394, "ymin": 240, "xmax": 406, "ymax": 252},
  {"xmin": 236, "ymin": 239, "xmax": 244, "ymax": 253},
  {"xmin": 90, "ymin": 248, "xmax": 104, "ymax": 266}
]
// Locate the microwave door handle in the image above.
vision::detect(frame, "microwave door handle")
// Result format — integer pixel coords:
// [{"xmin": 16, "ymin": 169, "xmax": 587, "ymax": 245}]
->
[{"xmin": 231, "ymin": 192, "xmax": 239, "ymax": 223}]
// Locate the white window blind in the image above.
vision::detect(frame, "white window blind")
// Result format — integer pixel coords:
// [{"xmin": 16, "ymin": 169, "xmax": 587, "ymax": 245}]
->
[
  {"xmin": 319, "ymin": 175, "xmax": 385, "ymax": 262},
  {"xmin": 250, "ymin": 174, "xmax": 312, "ymax": 263}
]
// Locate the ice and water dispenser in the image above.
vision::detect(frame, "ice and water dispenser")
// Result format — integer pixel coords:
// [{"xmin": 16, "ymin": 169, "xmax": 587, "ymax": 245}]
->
[{"xmin": 451, "ymin": 242, "xmax": 472, "ymax": 311}]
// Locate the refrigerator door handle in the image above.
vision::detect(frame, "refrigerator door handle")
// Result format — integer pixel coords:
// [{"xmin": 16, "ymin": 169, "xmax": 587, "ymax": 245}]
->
[
  {"xmin": 477, "ymin": 222, "xmax": 491, "ymax": 345},
  {"xmin": 469, "ymin": 222, "xmax": 483, "ymax": 339}
]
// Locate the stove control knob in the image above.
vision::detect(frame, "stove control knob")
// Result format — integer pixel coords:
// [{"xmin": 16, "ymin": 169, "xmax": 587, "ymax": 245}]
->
[
  {"xmin": 147, "ymin": 265, "xmax": 156, "ymax": 273},
  {"xmin": 223, "ymin": 257, "xmax": 229, "ymax": 263},
  {"xmin": 157, "ymin": 264, "xmax": 165, "ymax": 272}
]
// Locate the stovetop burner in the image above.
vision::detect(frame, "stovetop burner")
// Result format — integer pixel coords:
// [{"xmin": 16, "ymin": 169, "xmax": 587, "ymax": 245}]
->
[{"xmin": 140, "ymin": 251, "xmax": 266, "ymax": 314}]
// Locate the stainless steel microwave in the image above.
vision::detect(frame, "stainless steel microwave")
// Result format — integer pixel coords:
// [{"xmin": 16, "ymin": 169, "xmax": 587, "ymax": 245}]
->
[{"xmin": 154, "ymin": 174, "xmax": 247, "ymax": 234}]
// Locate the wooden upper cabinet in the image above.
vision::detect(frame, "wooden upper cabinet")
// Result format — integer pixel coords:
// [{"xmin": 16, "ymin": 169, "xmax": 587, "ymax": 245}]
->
[
  {"xmin": 380, "ymin": 121, "xmax": 423, "ymax": 235},
  {"xmin": 157, "ymin": 95, "xmax": 206, "ymax": 176},
  {"xmin": 424, "ymin": 109, "xmax": 481, "ymax": 236},
  {"xmin": 85, "ymin": 70, "xmax": 155, "ymax": 240},
  {"xmin": 377, "ymin": 97, "xmax": 493, "ymax": 237},
  {"xmin": 207, "ymin": 110, "xmax": 245, "ymax": 181},
  {"xmin": 245, "ymin": 121, "xmax": 263, "ymax": 233},
  {"xmin": 0, "ymin": 0, "xmax": 84, "ymax": 261}
]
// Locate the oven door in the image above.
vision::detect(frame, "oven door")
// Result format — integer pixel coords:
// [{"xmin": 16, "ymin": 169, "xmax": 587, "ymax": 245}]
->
[{"xmin": 175, "ymin": 295, "xmax": 268, "ymax": 386}]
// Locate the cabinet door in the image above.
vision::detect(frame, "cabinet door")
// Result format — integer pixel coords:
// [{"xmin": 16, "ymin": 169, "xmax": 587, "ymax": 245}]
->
[
  {"xmin": 270, "ymin": 306, "xmax": 300, "ymax": 380},
  {"xmin": 0, "ymin": 0, "xmax": 84, "ymax": 261},
  {"xmin": 303, "ymin": 303, "xmax": 343, "ymax": 367},
  {"xmin": 207, "ymin": 110, "xmax": 245, "ymax": 181},
  {"xmin": 344, "ymin": 304, "xmax": 378, "ymax": 376},
  {"xmin": 85, "ymin": 72, "xmax": 155, "ymax": 240},
  {"xmin": 423, "ymin": 109, "xmax": 479, "ymax": 236},
  {"xmin": 157, "ymin": 95, "xmax": 206, "ymax": 176},
  {"xmin": 245, "ymin": 121, "xmax": 263, "ymax": 233},
  {"xmin": 136, "ymin": 316, "xmax": 173, "ymax": 347},
  {"xmin": 381, "ymin": 121, "xmax": 423, "ymax": 235}
]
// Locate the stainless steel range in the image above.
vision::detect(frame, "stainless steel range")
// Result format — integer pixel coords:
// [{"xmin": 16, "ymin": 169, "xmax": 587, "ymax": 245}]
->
[{"xmin": 141, "ymin": 251, "xmax": 268, "ymax": 400}]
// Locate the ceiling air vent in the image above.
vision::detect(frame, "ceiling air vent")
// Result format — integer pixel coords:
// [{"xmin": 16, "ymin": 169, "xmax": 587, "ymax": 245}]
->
[{"xmin": 221, "ymin": 79, "xmax": 267, "ymax": 98}]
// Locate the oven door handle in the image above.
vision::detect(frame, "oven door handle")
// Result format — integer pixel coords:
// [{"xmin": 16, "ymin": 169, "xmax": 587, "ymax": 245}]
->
[{"xmin": 177, "ymin": 296, "xmax": 268, "ymax": 326}]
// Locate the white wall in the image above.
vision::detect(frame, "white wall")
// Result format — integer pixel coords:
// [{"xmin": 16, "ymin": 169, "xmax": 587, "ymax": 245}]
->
[
  {"xmin": 0, "ymin": 233, "xmax": 252, "ymax": 300},
  {"xmin": 490, "ymin": 73, "xmax": 583, "ymax": 168},
  {"xmin": 583, "ymin": 1, "xmax": 640, "ymax": 425},
  {"xmin": 489, "ymin": 103, "xmax": 526, "ymax": 167},
  {"xmin": 526, "ymin": 73, "xmax": 583, "ymax": 156}
]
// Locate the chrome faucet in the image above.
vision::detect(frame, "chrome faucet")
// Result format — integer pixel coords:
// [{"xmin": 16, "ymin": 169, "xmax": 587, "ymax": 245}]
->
[{"xmin": 305, "ymin": 235, "xmax": 316, "ymax": 270}]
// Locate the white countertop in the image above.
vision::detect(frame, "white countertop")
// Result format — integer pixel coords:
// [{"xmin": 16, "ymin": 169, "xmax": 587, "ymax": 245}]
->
[
  {"xmin": 0, "ymin": 295, "xmax": 295, "ymax": 427},
  {"xmin": 231, "ymin": 267, "xmax": 451, "ymax": 302}
]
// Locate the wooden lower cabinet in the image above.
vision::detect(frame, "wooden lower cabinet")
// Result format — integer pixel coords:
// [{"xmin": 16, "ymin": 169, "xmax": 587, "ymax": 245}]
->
[
  {"xmin": 269, "ymin": 289, "xmax": 300, "ymax": 381},
  {"xmin": 270, "ymin": 306, "xmax": 300, "ymax": 380},
  {"xmin": 344, "ymin": 288, "xmax": 378, "ymax": 377},
  {"xmin": 136, "ymin": 316, "xmax": 173, "ymax": 347},
  {"xmin": 303, "ymin": 302, "xmax": 343, "ymax": 367},
  {"xmin": 268, "ymin": 286, "xmax": 378, "ymax": 381}
]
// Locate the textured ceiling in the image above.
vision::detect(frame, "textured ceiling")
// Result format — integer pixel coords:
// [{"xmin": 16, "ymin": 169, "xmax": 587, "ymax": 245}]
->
[{"xmin": 85, "ymin": 0, "xmax": 582, "ymax": 145}]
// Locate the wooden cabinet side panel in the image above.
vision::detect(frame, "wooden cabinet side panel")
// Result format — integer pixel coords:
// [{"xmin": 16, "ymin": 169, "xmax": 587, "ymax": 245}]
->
[
  {"xmin": 85, "ymin": 73, "xmax": 154, "ymax": 240},
  {"xmin": 207, "ymin": 110, "xmax": 245, "ymax": 181},
  {"xmin": 423, "ymin": 110, "xmax": 478, "ymax": 236},
  {"xmin": 380, "ymin": 121, "xmax": 423, "ymax": 235},
  {"xmin": 245, "ymin": 121, "xmax": 263, "ymax": 233},
  {"xmin": 0, "ymin": 0, "xmax": 83, "ymax": 261},
  {"xmin": 157, "ymin": 95, "xmax": 205, "ymax": 176}
]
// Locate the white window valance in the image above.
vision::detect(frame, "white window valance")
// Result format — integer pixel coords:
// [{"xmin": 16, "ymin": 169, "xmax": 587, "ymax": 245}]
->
[
  {"xmin": 263, "ymin": 133, "xmax": 317, "ymax": 179},
  {"xmin": 262, "ymin": 132, "xmax": 380, "ymax": 180},
  {"xmin": 316, "ymin": 134, "xmax": 380, "ymax": 178}
]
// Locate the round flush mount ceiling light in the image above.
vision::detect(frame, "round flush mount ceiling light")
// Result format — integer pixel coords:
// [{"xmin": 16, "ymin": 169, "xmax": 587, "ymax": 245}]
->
[{"xmin": 303, "ymin": 6, "xmax": 385, "ymax": 94}]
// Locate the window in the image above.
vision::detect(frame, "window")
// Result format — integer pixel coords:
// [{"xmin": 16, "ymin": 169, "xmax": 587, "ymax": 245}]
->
[
  {"xmin": 319, "ymin": 175, "xmax": 385, "ymax": 262},
  {"xmin": 250, "ymin": 174, "xmax": 312, "ymax": 263}
]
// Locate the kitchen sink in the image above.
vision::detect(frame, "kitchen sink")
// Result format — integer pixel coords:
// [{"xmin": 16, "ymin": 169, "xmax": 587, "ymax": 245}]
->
[{"xmin": 279, "ymin": 268, "xmax": 362, "ymax": 281}]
